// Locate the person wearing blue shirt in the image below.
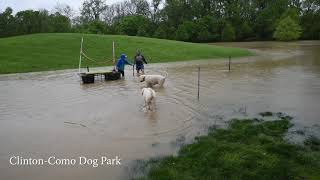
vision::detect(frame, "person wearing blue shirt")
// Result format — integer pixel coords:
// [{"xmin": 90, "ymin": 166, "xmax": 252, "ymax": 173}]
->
[{"xmin": 116, "ymin": 53, "xmax": 133, "ymax": 78}]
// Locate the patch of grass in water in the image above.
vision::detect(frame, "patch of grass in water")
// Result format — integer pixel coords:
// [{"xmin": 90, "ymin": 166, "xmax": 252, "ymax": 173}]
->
[{"xmin": 137, "ymin": 113, "xmax": 320, "ymax": 180}]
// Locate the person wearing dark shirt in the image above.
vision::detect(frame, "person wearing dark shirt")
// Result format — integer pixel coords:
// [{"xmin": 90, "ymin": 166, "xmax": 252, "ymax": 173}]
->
[{"xmin": 134, "ymin": 50, "xmax": 147, "ymax": 76}]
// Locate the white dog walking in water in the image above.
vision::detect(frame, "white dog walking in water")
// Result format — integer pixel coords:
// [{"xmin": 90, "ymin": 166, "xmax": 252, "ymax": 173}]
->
[
  {"xmin": 141, "ymin": 88, "xmax": 156, "ymax": 111},
  {"xmin": 139, "ymin": 72, "xmax": 168, "ymax": 88}
]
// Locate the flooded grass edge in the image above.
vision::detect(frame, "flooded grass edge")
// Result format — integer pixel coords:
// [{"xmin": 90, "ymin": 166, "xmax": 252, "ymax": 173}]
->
[{"xmin": 131, "ymin": 112, "xmax": 320, "ymax": 180}]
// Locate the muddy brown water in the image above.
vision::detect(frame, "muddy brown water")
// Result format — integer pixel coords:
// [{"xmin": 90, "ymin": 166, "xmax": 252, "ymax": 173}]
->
[{"xmin": 0, "ymin": 41, "xmax": 319, "ymax": 180}]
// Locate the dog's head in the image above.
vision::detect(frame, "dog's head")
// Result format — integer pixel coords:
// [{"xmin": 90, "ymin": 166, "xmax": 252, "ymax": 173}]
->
[{"xmin": 139, "ymin": 75, "xmax": 146, "ymax": 82}]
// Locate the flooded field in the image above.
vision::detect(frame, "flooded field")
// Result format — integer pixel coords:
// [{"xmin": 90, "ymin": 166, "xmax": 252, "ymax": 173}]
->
[{"xmin": 0, "ymin": 41, "xmax": 319, "ymax": 179}]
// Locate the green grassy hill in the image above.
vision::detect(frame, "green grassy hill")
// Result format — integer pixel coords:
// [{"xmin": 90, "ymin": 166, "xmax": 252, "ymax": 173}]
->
[{"xmin": 0, "ymin": 33, "xmax": 252, "ymax": 74}]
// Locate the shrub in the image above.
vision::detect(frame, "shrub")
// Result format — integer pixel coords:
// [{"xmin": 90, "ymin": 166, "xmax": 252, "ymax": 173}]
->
[
  {"xmin": 175, "ymin": 21, "xmax": 195, "ymax": 41},
  {"xmin": 273, "ymin": 16, "xmax": 302, "ymax": 41},
  {"xmin": 222, "ymin": 23, "xmax": 235, "ymax": 41},
  {"xmin": 119, "ymin": 15, "xmax": 150, "ymax": 36}
]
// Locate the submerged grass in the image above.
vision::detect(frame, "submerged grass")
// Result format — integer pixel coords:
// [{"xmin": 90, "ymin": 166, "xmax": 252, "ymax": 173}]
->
[{"xmin": 137, "ymin": 113, "xmax": 320, "ymax": 180}]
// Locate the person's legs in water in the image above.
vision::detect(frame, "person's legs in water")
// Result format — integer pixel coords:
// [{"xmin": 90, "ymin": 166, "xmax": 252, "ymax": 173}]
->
[
  {"xmin": 118, "ymin": 69, "xmax": 125, "ymax": 78},
  {"xmin": 136, "ymin": 65, "xmax": 142, "ymax": 76},
  {"xmin": 136, "ymin": 64, "xmax": 144, "ymax": 75}
]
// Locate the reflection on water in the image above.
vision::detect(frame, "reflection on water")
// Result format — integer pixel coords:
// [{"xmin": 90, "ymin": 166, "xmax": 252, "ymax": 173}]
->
[{"xmin": 0, "ymin": 41, "xmax": 319, "ymax": 179}]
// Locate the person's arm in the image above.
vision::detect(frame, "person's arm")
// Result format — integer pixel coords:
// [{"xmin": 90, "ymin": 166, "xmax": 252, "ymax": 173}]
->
[
  {"xmin": 142, "ymin": 55, "xmax": 147, "ymax": 64},
  {"xmin": 125, "ymin": 59, "xmax": 133, "ymax": 66}
]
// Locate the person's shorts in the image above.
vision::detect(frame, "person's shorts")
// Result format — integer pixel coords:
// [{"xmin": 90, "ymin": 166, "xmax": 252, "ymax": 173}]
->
[{"xmin": 136, "ymin": 64, "xmax": 144, "ymax": 71}]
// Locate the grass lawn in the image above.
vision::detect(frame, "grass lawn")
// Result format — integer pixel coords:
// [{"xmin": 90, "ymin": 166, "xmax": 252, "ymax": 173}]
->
[
  {"xmin": 137, "ymin": 112, "xmax": 320, "ymax": 180},
  {"xmin": 0, "ymin": 33, "xmax": 252, "ymax": 74}
]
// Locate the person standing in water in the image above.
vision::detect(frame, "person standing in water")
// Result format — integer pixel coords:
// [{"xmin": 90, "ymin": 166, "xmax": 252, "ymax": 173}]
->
[
  {"xmin": 134, "ymin": 50, "xmax": 147, "ymax": 76},
  {"xmin": 116, "ymin": 53, "xmax": 133, "ymax": 78}
]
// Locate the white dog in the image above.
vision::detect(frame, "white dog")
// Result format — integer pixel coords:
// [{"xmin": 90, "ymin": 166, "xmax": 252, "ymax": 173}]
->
[
  {"xmin": 139, "ymin": 72, "xmax": 168, "ymax": 88},
  {"xmin": 141, "ymin": 87, "xmax": 156, "ymax": 111}
]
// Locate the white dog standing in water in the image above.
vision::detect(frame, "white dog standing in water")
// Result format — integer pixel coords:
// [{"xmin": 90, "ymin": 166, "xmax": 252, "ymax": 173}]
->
[
  {"xmin": 141, "ymin": 88, "xmax": 156, "ymax": 111},
  {"xmin": 139, "ymin": 72, "xmax": 168, "ymax": 88}
]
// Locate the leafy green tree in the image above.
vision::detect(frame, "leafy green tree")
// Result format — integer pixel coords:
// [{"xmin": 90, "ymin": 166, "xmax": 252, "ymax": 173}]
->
[
  {"xmin": 196, "ymin": 29, "xmax": 210, "ymax": 42},
  {"xmin": 164, "ymin": 0, "xmax": 193, "ymax": 27},
  {"xmin": 153, "ymin": 24, "xmax": 168, "ymax": 39},
  {"xmin": 85, "ymin": 20, "xmax": 105, "ymax": 34},
  {"xmin": 153, "ymin": 23, "xmax": 175, "ymax": 39},
  {"xmin": 175, "ymin": 21, "xmax": 195, "ymax": 41},
  {"xmin": 137, "ymin": 25, "xmax": 150, "ymax": 36},
  {"xmin": 49, "ymin": 13, "xmax": 71, "ymax": 33},
  {"xmin": 273, "ymin": 16, "xmax": 302, "ymax": 41},
  {"xmin": 300, "ymin": 0, "xmax": 320, "ymax": 39},
  {"xmin": 15, "ymin": 10, "xmax": 43, "ymax": 34},
  {"xmin": 1, "ymin": 0, "xmax": 320, "ymax": 42},
  {"xmin": 194, "ymin": 17, "xmax": 211, "ymax": 42},
  {"xmin": 254, "ymin": 0, "xmax": 289, "ymax": 40},
  {"xmin": 38, "ymin": 10, "xmax": 52, "ymax": 33},
  {"xmin": 0, "ymin": 7, "xmax": 16, "ymax": 37},
  {"xmin": 119, "ymin": 15, "xmax": 150, "ymax": 36},
  {"xmin": 281, "ymin": 8, "xmax": 300, "ymax": 22},
  {"xmin": 238, "ymin": 21, "xmax": 253, "ymax": 40},
  {"xmin": 301, "ymin": 12, "xmax": 320, "ymax": 40},
  {"xmin": 222, "ymin": 23, "xmax": 235, "ymax": 41}
]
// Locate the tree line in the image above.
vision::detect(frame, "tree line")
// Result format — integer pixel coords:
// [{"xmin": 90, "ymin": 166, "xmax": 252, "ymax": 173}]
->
[{"xmin": 0, "ymin": 0, "xmax": 319, "ymax": 41}]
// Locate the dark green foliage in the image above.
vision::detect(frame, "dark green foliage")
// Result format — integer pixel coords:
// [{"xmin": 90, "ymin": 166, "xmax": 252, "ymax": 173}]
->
[
  {"xmin": 49, "ymin": 13, "xmax": 72, "ymax": 33},
  {"xmin": 0, "ymin": 7, "xmax": 17, "ymax": 37},
  {"xmin": 273, "ymin": 16, "xmax": 302, "ymax": 41},
  {"xmin": 138, "ymin": 114, "xmax": 320, "ymax": 179},
  {"xmin": 119, "ymin": 15, "xmax": 151, "ymax": 36},
  {"xmin": 238, "ymin": 21, "xmax": 254, "ymax": 40},
  {"xmin": 0, "ymin": 9, "xmax": 71, "ymax": 38},
  {"xmin": 0, "ymin": 0, "xmax": 319, "ymax": 41},
  {"xmin": 153, "ymin": 23, "xmax": 176, "ymax": 40},
  {"xmin": 85, "ymin": 20, "xmax": 107, "ymax": 34},
  {"xmin": 222, "ymin": 23, "xmax": 236, "ymax": 42},
  {"xmin": 300, "ymin": 0, "xmax": 320, "ymax": 40},
  {"xmin": 175, "ymin": 21, "xmax": 196, "ymax": 41}
]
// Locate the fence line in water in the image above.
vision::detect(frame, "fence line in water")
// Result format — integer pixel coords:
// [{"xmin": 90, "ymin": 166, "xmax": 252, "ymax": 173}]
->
[
  {"xmin": 197, "ymin": 66, "xmax": 200, "ymax": 101},
  {"xmin": 197, "ymin": 56, "xmax": 232, "ymax": 100}
]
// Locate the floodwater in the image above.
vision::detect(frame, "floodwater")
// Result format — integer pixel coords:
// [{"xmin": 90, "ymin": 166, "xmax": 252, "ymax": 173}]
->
[{"xmin": 0, "ymin": 41, "xmax": 319, "ymax": 180}]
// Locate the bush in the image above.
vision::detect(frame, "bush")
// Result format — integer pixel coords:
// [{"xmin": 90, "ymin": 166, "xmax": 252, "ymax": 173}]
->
[
  {"xmin": 273, "ymin": 16, "xmax": 302, "ymax": 41},
  {"xmin": 85, "ymin": 20, "xmax": 106, "ymax": 34},
  {"xmin": 222, "ymin": 23, "xmax": 235, "ymax": 41},
  {"xmin": 153, "ymin": 24, "xmax": 176, "ymax": 40},
  {"xmin": 175, "ymin": 21, "xmax": 195, "ymax": 41},
  {"xmin": 197, "ymin": 29, "xmax": 210, "ymax": 42},
  {"xmin": 238, "ymin": 21, "xmax": 253, "ymax": 40},
  {"xmin": 119, "ymin": 15, "xmax": 150, "ymax": 36}
]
